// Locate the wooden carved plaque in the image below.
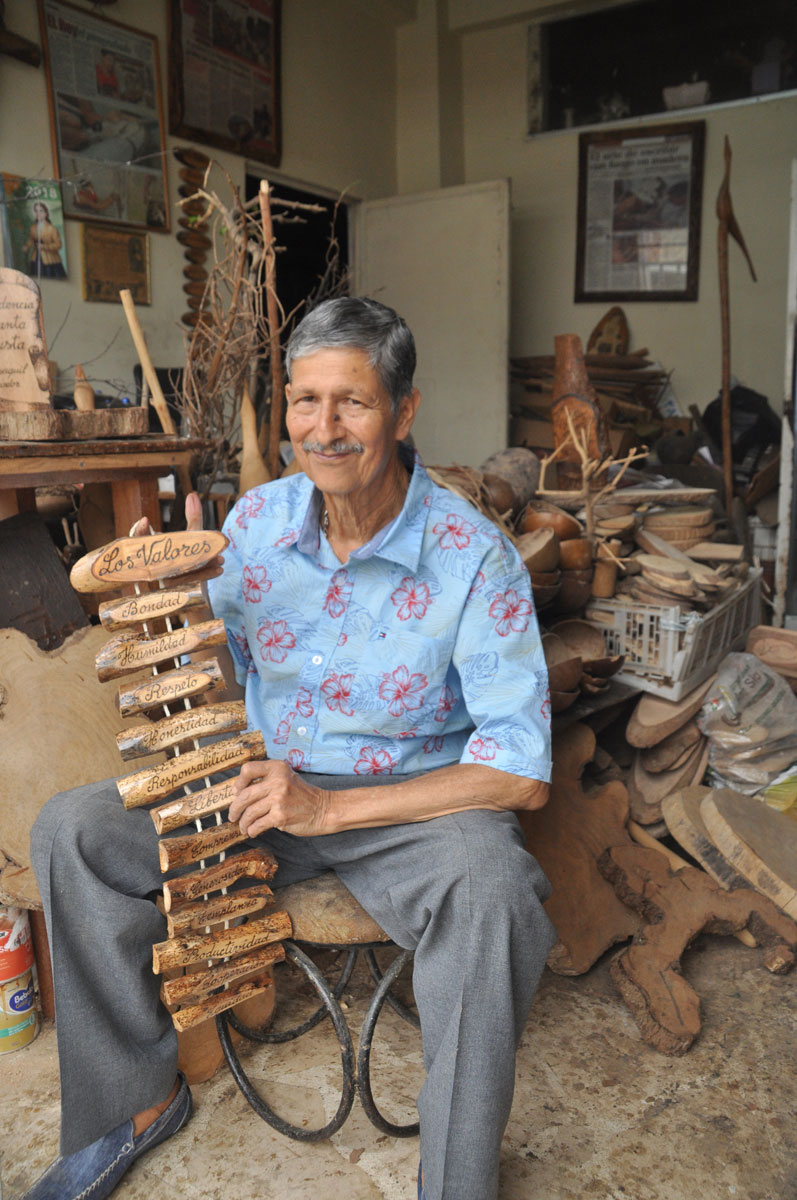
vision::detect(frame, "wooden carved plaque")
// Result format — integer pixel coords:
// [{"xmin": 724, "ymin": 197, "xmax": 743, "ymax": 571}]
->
[
  {"xmin": 0, "ymin": 268, "xmax": 52, "ymax": 412},
  {"xmin": 70, "ymin": 531, "xmax": 228, "ymax": 593}
]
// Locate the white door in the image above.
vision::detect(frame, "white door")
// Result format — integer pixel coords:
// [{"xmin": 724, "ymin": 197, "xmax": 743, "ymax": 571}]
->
[{"xmin": 353, "ymin": 179, "xmax": 510, "ymax": 468}]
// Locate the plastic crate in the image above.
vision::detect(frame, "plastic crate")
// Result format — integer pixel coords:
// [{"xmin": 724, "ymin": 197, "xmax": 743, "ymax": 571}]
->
[{"xmin": 583, "ymin": 569, "xmax": 761, "ymax": 700}]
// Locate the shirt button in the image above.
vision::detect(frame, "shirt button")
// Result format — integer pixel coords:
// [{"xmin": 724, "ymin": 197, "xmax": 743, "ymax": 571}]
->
[
  {"xmin": 297, "ymin": 726, "xmax": 307, "ymax": 736},
  {"xmin": 312, "ymin": 654, "xmax": 322, "ymax": 665}
]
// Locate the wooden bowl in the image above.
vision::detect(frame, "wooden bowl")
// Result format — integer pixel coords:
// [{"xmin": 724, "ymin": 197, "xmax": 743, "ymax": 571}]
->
[
  {"xmin": 548, "ymin": 658, "xmax": 583, "ymax": 693},
  {"xmin": 530, "ymin": 570, "xmax": 561, "ymax": 587},
  {"xmin": 582, "ymin": 653, "xmax": 625, "ymax": 678},
  {"xmin": 515, "ymin": 529, "xmax": 560, "ymax": 574},
  {"xmin": 560, "ymin": 567, "xmax": 594, "ymax": 584},
  {"xmin": 580, "ymin": 673, "xmax": 609, "ymax": 695},
  {"xmin": 518, "ymin": 500, "xmax": 583, "ymax": 542},
  {"xmin": 553, "ymin": 576, "xmax": 593, "ymax": 613},
  {"xmin": 551, "ymin": 689, "xmax": 579, "ymax": 714},
  {"xmin": 531, "ymin": 581, "xmax": 562, "ymax": 610},
  {"xmin": 550, "ymin": 619, "xmax": 606, "ymax": 660},
  {"xmin": 559, "ymin": 538, "xmax": 593, "ymax": 570},
  {"xmin": 482, "ymin": 472, "xmax": 518, "ymax": 516}
]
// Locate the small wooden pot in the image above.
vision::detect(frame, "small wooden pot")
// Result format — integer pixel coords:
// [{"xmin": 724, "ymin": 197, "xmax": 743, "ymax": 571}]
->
[{"xmin": 591, "ymin": 558, "xmax": 618, "ymax": 598}]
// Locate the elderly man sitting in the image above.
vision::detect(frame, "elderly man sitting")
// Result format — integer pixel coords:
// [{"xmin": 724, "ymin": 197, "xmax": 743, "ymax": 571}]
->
[{"xmin": 27, "ymin": 297, "xmax": 555, "ymax": 1200}]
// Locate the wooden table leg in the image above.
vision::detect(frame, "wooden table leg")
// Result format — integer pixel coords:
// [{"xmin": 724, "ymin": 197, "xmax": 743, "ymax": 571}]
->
[{"xmin": 111, "ymin": 476, "xmax": 161, "ymax": 537}]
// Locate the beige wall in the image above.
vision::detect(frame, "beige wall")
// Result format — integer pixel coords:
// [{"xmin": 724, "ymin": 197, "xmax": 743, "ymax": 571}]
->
[
  {"xmin": 397, "ymin": 4, "xmax": 797, "ymax": 415},
  {"xmin": 0, "ymin": 0, "xmax": 397, "ymax": 400}
]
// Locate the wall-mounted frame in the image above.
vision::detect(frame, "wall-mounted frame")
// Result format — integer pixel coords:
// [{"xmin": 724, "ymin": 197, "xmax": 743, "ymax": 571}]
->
[
  {"xmin": 81, "ymin": 225, "xmax": 150, "ymax": 305},
  {"xmin": 167, "ymin": 0, "xmax": 281, "ymax": 167},
  {"xmin": 575, "ymin": 121, "xmax": 705, "ymax": 303},
  {"xmin": 38, "ymin": 0, "xmax": 169, "ymax": 232}
]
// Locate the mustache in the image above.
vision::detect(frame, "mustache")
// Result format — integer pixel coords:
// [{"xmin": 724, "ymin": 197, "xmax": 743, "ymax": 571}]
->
[{"xmin": 302, "ymin": 439, "xmax": 364, "ymax": 455}]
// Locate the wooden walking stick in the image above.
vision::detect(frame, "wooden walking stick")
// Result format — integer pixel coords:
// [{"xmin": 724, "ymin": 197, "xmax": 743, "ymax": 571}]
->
[
  {"xmin": 69, "ymin": 530, "xmax": 291, "ymax": 1032},
  {"xmin": 258, "ymin": 180, "xmax": 285, "ymax": 479},
  {"xmin": 716, "ymin": 137, "xmax": 757, "ymax": 515}
]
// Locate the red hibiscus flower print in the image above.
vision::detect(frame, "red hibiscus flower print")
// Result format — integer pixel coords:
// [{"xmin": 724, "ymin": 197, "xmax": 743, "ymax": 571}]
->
[
  {"xmin": 378, "ymin": 665, "xmax": 427, "ymax": 717},
  {"xmin": 354, "ymin": 746, "xmax": 395, "ymax": 775},
  {"xmin": 469, "ymin": 736, "xmax": 500, "ymax": 762},
  {"xmin": 434, "ymin": 685, "xmax": 456, "ymax": 723},
  {"xmin": 541, "ymin": 693, "xmax": 551, "ymax": 724},
  {"xmin": 273, "ymin": 710, "xmax": 297, "ymax": 745},
  {"xmin": 423, "ymin": 735, "xmax": 444, "ymax": 754},
  {"xmin": 320, "ymin": 672, "xmax": 355, "ymax": 716},
  {"xmin": 256, "ymin": 618, "xmax": 296, "ymax": 663},
  {"xmin": 338, "ymin": 632, "xmax": 348, "ymax": 647},
  {"xmin": 235, "ymin": 493, "xmax": 265, "ymax": 528},
  {"xmin": 287, "ymin": 749, "xmax": 305, "ymax": 770},
  {"xmin": 295, "ymin": 687, "xmax": 314, "ymax": 717},
  {"xmin": 274, "ymin": 529, "xmax": 298, "ymax": 547},
  {"xmin": 391, "ymin": 576, "xmax": 432, "ymax": 621},
  {"xmin": 432, "ymin": 513, "xmax": 477, "ymax": 550},
  {"xmin": 242, "ymin": 564, "xmax": 272, "ymax": 604},
  {"xmin": 468, "ymin": 571, "xmax": 486, "ymax": 600},
  {"xmin": 230, "ymin": 631, "xmax": 254, "ymax": 671},
  {"xmin": 323, "ymin": 568, "xmax": 353, "ymax": 619},
  {"xmin": 488, "ymin": 589, "xmax": 532, "ymax": 637}
]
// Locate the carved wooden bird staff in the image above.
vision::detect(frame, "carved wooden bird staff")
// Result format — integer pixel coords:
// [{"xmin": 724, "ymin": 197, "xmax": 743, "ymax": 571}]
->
[{"xmin": 716, "ymin": 135, "xmax": 757, "ymax": 515}]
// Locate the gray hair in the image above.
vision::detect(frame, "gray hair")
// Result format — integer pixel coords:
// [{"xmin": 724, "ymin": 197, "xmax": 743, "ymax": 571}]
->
[{"xmin": 285, "ymin": 297, "xmax": 416, "ymax": 416}]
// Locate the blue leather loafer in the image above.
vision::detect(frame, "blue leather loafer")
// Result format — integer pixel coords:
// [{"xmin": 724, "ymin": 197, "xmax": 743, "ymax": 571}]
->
[{"xmin": 23, "ymin": 1073, "xmax": 192, "ymax": 1200}]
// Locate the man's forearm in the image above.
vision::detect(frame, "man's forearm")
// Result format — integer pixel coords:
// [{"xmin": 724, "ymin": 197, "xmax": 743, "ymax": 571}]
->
[{"xmin": 322, "ymin": 763, "xmax": 549, "ymax": 834}]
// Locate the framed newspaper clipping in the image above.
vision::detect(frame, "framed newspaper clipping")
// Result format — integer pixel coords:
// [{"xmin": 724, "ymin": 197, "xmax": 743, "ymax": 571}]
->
[
  {"xmin": 167, "ymin": 0, "xmax": 281, "ymax": 167},
  {"xmin": 575, "ymin": 121, "xmax": 705, "ymax": 303},
  {"xmin": 37, "ymin": 0, "xmax": 169, "ymax": 233}
]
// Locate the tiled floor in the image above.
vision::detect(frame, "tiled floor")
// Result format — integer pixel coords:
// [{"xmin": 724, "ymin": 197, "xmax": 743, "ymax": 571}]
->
[{"xmin": 2, "ymin": 936, "xmax": 795, "ymax": 1200}]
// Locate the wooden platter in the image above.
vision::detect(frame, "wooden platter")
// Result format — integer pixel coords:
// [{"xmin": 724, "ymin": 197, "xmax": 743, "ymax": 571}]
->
[
  {"xmin": 661, "ymin": 786, "xmax": 748, "ymax": 890},
  {"xmin": 700, "ymin": 789, "xmax": 797, "ymax": 918},
  {"xmin": 745, "ymin": 625, "xmax": 797, "ymax": 680},
  {"xmin": 626, "ymin": 675, "xmax": 715, "ymax": 748},
  {"xmin": 640, "ymin": 718, "xmax": 701, "ymax": 773},
  {"xmin": 626, "ymin": 739, "xmax": 709, "ymax": 825}
]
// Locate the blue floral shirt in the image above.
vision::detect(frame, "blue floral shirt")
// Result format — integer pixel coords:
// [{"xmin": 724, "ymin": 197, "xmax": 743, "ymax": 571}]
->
[{"xmin": 207, "ymin": 455, "xmax": 551, "ymax": 783}]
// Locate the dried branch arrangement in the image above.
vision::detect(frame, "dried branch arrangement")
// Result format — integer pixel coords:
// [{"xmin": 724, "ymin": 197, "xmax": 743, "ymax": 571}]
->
[{"xmin": 175, "ymin": 165, "xmax": 346, "ymax": 498}]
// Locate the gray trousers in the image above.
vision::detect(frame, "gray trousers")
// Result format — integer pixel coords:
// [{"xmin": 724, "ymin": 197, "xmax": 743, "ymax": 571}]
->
[{"xmin": 31, "ymin": 773, "xmax": 555, "ymax": 1200}]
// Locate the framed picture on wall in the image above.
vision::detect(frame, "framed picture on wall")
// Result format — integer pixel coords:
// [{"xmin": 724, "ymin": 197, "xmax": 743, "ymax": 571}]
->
[
  {"xmin": 81, "ymin": 225, "xmax": 150, "ymax": 305},
  {"xmin": 575, "ymin": 121, "xmax": 705, "ymax": 302},
  {"xmin": 167, "ymin": 0, "xmax": 281, "ymax": 167},
  {"xmin": 37, "ymin": 0, "xmax": 170, "ymax": 232}
]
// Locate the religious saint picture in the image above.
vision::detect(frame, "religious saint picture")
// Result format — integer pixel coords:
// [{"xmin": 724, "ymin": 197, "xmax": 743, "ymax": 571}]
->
[{"xmin": 0, "ymin": 175, "xmax": 68, "ymax": 280}]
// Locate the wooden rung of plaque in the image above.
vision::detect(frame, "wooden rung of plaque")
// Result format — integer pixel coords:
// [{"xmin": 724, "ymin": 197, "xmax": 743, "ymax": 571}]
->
[
  {"xmin": 117, "ymin": 700, "xmax": 248, "ymax": 760},
  {"xmin": 96, "ymin": 619, "xmax": 228, "ymax": 682},
  {"xmin": 166, "ymin": 884, "xmax": 273, "ymax": 937},
  {"xmin": 162, "ymin": 943, "xmax": 286, "ymax": 1008},
  {"xmin": 99, "ymin": 584, "xmax": 207, "ymax": 630},
  {"xmin": 163, "ymin": 847, "xmax": 279, "ymax": 911},
  {"xmin": 159, "ymin": 820, "xmax": 247, "ymax": 872},
  {"xmin": 117, "ymin": 659, "xmax": 226, "ymax": 718},
  {"xmin": 153, "ymin": 910, "xmax": 292, "ymax": 972},
  {"xmin": 170, "ymin": 972, "xmax": 277, "ymax": 1032},
  {"xmin": 70, "ymin": 531, "xmax": 228, "ymax": 593},
  {"xmin": 117, "ymin": 730, "xmax": 265, "ymax": 809},
  {"xmin": 151, "ymin": 776, "xmax": 238, "ymax": 835}
]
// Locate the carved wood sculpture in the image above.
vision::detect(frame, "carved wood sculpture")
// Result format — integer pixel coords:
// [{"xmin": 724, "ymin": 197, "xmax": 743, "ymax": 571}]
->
[
  {"xmin": 716, "ymin": 136, "xmax": 757, "ymax": 515},
  {"xmin": 598, "ymin": 844, "xmax": 797, "ymax": 1055},
  {"xmin": 517, "ymin": 722, "xmax": 640, "ymax": 975},
  {"xmin": 550, "ymin": 333, "xmax": 611, "ymax": 491},
  {"xmin": 69, "ymin": 530, "xmax": 291, "ymax": 1033}
]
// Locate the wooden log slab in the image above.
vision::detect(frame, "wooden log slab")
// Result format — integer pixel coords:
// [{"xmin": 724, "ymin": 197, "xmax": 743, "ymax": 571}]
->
[
  {"xmin": 640, "ymin": 719, "xmax": 701, "ymax": 773},
  {"xmin": 117, "ymin": 730, "xmax": 265, "ymax": 809},
  {"xmin": 153, "ymin": 910, "xmax": 292, "ymax": 973},
  {"xmin": 117, "ymin": 700, "xmax": 248, "ymax": 759},
  {"xmin": 99, "ymin": 584, "xmax": 207, "ymax": 630},
  {"xmin": 117, "ymin": 659, "xmax": 226, "ymax": 717},
  {"xmin": 151, "ymin": 776, "xmax": 238, "ymax": 834},
  {"xmin": 0, "ymin": 406, "xmax": 149, "ymax": 441},
  {"xmin": 745, "ymin": 625, "xmax": 797, "ymax": 680},
  {"xmin": 161, "ymin": 942, "xmax": 285, "ymax": 1007},
  {"xmin": 660, "ymin": 786, "xmax": 749, "ymax": 890},
  {"xmin": 163, "ymin": 847, "xmax": 278, "ymax": 910},
  {"xmin": 166, "ymin": 884, "xmax": 273, "ymax": 937},
  {"xmin": 159, "ymin": 820, "xmax": 248, "ymax": 872},
  {"xmin": 626, "ymin": 740, "xmax": 708, "ymax": 825},
  {"xmin": 96, "ymin": 619, "xmax": 228, "ymax": 682},
  {"xmin": 171, "ymin": 972, "xmax": 276, "ymax": 1032},
  {"xmin": 626, "ymin": 676, "xmax": 715, "ymax": 748},
  {"xmin": 70, "ymin": 531, "xmax": 228, "ymax": 593},
  {"xmin": 517, "ymin": 722, "xmax": 640, "ymax": 975},
  {"xmin": 700, "ymin": 789, "xmax": 797, "ymax": 918},
  {"xmin": 599, "ymin": 844, "xmax": 797, "ymax": 1055}
]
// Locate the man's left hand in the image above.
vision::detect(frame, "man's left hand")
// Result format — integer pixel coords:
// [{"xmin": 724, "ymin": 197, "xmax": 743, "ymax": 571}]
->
[{"xmin": 229, "ymin": 760, "xmax": 332, "ymax": 838}]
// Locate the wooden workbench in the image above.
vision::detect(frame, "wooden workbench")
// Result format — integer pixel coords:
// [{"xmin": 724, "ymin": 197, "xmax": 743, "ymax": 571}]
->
[{"xmin": 0, "ymin": 435, "xmax": 207, "ymax": 535}]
